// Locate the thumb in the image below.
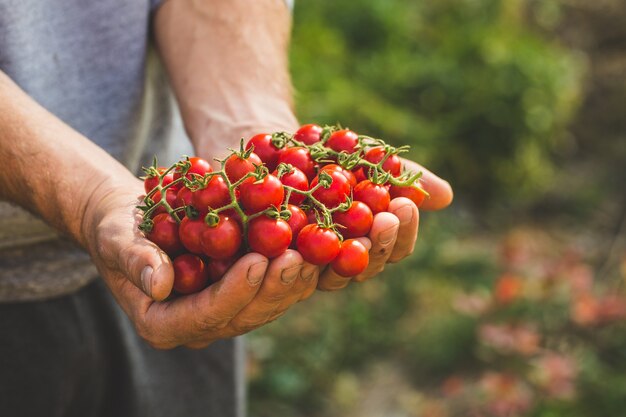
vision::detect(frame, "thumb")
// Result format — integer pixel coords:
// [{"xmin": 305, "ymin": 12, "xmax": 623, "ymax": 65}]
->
[
  {"xmin": 96, "ymin": 220, "xmax": 175, "ymax": 301},
  {"xmin": 123, "ymin": 240, "xmax": 175, "ymax": 301}
]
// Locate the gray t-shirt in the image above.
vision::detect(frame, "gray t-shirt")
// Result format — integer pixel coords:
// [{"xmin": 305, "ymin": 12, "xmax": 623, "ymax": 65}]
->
[{"xmin": 0, "ymin": 0, "xmax": 178, "ymax": 301}]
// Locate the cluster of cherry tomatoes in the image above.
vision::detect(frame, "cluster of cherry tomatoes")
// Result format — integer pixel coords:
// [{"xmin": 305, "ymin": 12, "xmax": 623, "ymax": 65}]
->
[{"xmin": 139, "ymin": 124, "xmax": 428, "ymax": 295}]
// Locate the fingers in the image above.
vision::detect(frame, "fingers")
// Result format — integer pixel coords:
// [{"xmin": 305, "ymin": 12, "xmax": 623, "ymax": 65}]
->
[
  {"xmin": 121, "ymin": 240, "xmax": 175, "ymax": 302},
  {"xmin": 140, "ymin": 252, "xmax": 268, "ymax": 347},
  {"xmin": 267, "ymin": 261, "xmax": 320, "ymax": 318},
  {"xmin": 401, "ymin": 158, "xmax": 453, "ymax": 211},
  {"xmin": 97, "ymin": 213, "xmax": 175, "ymax": 301},
  {"xmin": 353, "ymin": 212, "xmax": 399, "ymax": 282},
  {"xmin": 228, "ymin": 250, "xmax": 303, "ymax": 333},
  {"xmin": 297, "ymin": 263, "xmax": 321, "ymax": 301},
  {"xmin": 387, "ymin": 198, "xmax": 419, "ymax": 263}
]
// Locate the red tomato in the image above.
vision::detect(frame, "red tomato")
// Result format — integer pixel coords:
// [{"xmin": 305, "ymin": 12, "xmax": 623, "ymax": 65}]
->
[
  {"xmin": 174, "ymin": 186, "xmax": 193, "ymax": 209},
  {"xmin": 305, "ymin": 208, "xmax": 318, "ymax": 225},
  {"xmin": 331, "ymin": 239, "xmax": 369, "ymax": 277},
  {"xmin": 222, "ymin": 207, "xmax": 242, "ymax": 226},
  {"xmin": 151, "ymin": 189, "xmax": 178, "ymax": 216},
  {"xmin": 274, "ymin": 166, "xmax": 308, "ymax": 205},
  {"xmin": 310, "ymin": 170, "xmax": 350, "ymax": 208},
  {"xmin": 224, "ymin": 152, "xmax": 262, "ymax": 183},
  {"xmin": 207, "ymin": 256, "xmax": 237, "ymax": 283},
  {"xmin": 144, "ymin": 167, "xmax": 176, "ymax": 194},
  {"xmin": 296, "ymin": 224, "xmax": 341, "ymax": 265},
  {"xmin": 326, "ymin": 129, "xmax": 359, "ymax": 154},
  {"xmin": 389, "ymin": 184, "xmax": 427, "ymax": 207},
  {"xmin": 178, "ymin": 216, "xmax": 209, "ymax": 254},
  {"xmin": 146, "ymin": 213, "xmax": 184, "ymax": 256},
  {"xmin": 246, "ymin": 133, "xmax": 283, "ymax": 171},
  {"xmin": 173, "ymin": 254, "xmax": 209, "ymax": 295},
  {"xmin": 332, "ymin": 201, "xmax": 374, "ymax": 238},
  {"xmin": 200, "ymin": 215, "xmax": 242, "ymax": 259},
  {"xmin": 248, "ymin": 216, "xmax": 292, "ymax": 259},
  {"xmin": 353, "ymin": 167, "xmax": 368, "ymax": 183},
  {"xmin": 353, "ymin": 180, "xmax": 390, "ymax": 214},
  {"xmin": 191, "ymin": 175, "xmax": 232, "ymax": 214},
  {"xmin": 286, "ymin": 204, "xmax": 308, "ymax": 245},
  {"xmin": 174, "ymin": 157, "xmax": 212, "ymax": 181},
  {"xmin": 277, "ymin": 147, "xmax": 316, "ymax": 180},
  {"xmin": 294, "ymin": 124, "xmax": 323, "ymax": 145},
  {"xmin": 363, "ymin": 147, "xmax": 402, "ymax": 176},
  {"xmin": 320, "ymin": 164, "xmax": 357, "ymax": 188},
  {"xmin": 238, "ymin": 174, "xmax": 284, "ymax": 214}
]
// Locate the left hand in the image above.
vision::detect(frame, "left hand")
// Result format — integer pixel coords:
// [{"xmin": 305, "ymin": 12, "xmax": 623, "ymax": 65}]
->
[{"xmin": 316, "ymin": 158, "xmax": 453, "ymax": 291}]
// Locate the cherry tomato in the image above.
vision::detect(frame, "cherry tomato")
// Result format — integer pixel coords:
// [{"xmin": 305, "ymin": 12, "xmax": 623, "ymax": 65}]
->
[
  {"xmin": 305, "ymin": 208, "xmax": 318, "ymax": 225},
  {"xmin": 174, "ymin": 157, "xmax": 212, "ymax": 181},
  {"xmin": 274, "ymin": 166, "xmax": 308, "ymax": 205},
  {"xmin": 320, "ymin": 164, "xmax": 357, "ymax": 188},
  {"xmin": 248, "ymin": 216, "xmax": 292, "ymax": 259},
  {"xmin": 294, "ymin": 124, "xmax": 323, "ymax": 145},
  {"xmin": 225, "ymin": 152, "xmax": 262, "ymax": 183},
  {"xmin": 222, "ymin": 207, "xmax": 242, "ymax": 226},
  {"xmin": 151, "ymin": 189, "xmax": 178, "ymax": 216},
  {"xmin": 207, "ymin": 256, "xmax": 237, "ymax": 283},
  {"xmin": 353, "ymin": 180, "xmax": 390, "ymax": 214},
  {"xmin": 332, "ymin": 201, "xmax": 374, "ymax": 238},
  {"xmin": 326, "ymin": 129, "xmax": 359, "ymax": 154},
  {"xmin": 146, "ymin": 213, "xmax": 184, "ymax": 256},
  {"xmin": 178, "ymin": 216, "xmax": 209, "ymax": 254},
  {"xmin": 246, "ymin": 133, "xmax": 283, "ymax": 171},
  {"xmin": 173, "ymin": 254, "xmax": 209, "ymax": 294},
  {"xmin": 353, "ymin": 167, "xmax": 368, "ymax": 183},
  {"xmin": 296, "ymin": 224, "xmax": 341, "ymax": 265},
  {"xmin": 175, "ymin": 186, "xmax": 194, "ymax": 209},
  {"xmin": 239, "ymin": 174, "xmax": 284, "ymax": 214},
  {"xmin": 191, "ymin": 175, "xmax": 232, "ymax": 215},
  {"xmin": 201, "ymin": 215, "xmax": 242, "ymax": 259},
  {"xmin": 363, "ymin": 147, "xmax": 402, "ymax": 176},
  {"xmin": 310, "ymin": 170, "xmax": 350, "ymax": 208},
  {"xmin": 144, "ymin": 167, "xmax": 176, "ymax": 194},
  {"xmin": 331, "ymin": 239, "xmax": 369, "ymax": 277},
  {"xmin": 389, "ymin": 184, "xmax": 428, "ymax": 207},
  {"xmin": 277, "ymin": 147, "xmax": 316, "ymax": 180},
  {"xmin": 286, "ymin": 204, "xmax": 308, "ymax": 246}
]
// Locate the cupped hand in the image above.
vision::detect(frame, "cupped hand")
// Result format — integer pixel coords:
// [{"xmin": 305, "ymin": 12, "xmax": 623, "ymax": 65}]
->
[
  {"xmin": 82, "ymin": 180, "xmax": 319, "ymax": 349},
  {"xmin": 316, "ymin": 158, "xmax": 452, "ymax": 290}
]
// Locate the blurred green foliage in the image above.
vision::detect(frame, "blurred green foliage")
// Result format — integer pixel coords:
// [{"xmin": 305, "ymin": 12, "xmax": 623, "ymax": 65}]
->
[
  {"xmin": 290, "ymin": 0, "xmax": 585, "ymax": 209},
  {"xmin": 248, "ymin": 0, "xmax": 626, "ymax": 416}
]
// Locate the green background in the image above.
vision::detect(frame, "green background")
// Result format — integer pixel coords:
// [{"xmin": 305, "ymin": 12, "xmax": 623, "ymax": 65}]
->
[{"xmin": 249, "ymin": 1, "xmax": 626, "ymax": 416}]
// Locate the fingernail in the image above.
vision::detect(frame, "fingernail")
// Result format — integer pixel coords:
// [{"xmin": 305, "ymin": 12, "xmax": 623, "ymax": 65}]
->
[
  {"xmin": 141, "ymin": 266, "xmax": 153, "ymax": 297},
  {"xmin": 379, "ymin": 225, "xmax": 399, "ymax": 245},
  {"xmin": 395, "ymin": 205, "xmax": 414, "ymax": 224},
  {"xmin": 281, "ymin": 264, "xmax": 301, "ymax": 284},
  {"xmin": 247, "ymin": 261, "xmax": 267, "ymax": 286},
  {"xmin": 301, "ymin": 264, "xmax": 317, "ymax": 282}
]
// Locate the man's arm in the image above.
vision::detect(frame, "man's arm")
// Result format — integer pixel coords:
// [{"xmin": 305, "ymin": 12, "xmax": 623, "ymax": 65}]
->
[
  {"xmin": 0, "ymin": 72, "xmax": 133, "ymax": 251},
  {"xmin": 154, "ymin": 0, "xmax": 299, "ymax": 160}
]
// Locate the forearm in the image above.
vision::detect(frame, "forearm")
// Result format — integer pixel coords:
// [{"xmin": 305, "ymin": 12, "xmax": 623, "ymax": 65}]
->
[
  {"xmin": 154, "ymin": 0, "xmax": 298, "ymax": 159},
  {"xmin": 0, "ymin": 71, "xmax": 139, "ymax": 248}
]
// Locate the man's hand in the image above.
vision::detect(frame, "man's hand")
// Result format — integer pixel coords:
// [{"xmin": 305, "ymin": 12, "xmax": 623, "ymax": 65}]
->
[
  {"xmin": 317, "ymin": 158, "xmax": 453, "ymax": 290},
  {"xmin": 83, "ymin": 181, "xmax": 319, "ymax": 349}
]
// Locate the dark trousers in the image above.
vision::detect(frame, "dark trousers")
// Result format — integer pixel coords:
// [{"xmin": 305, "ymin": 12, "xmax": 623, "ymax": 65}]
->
[{"xmin": 0, "ymin": 280, "xmax": 243, "ymax": 417}]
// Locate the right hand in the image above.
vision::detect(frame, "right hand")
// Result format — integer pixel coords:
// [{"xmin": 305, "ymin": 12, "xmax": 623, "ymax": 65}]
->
[{"xmin": 82, "ymin": 179, "xmax": 320, "ymax": 349}]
